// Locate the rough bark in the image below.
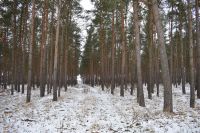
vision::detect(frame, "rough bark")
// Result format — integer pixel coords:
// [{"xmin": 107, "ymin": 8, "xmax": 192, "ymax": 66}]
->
[
  {"xmin": 48, "ymin": 2, "xmax": 55, "ymax": 94},
  {"xmin": 26, "ymin": 0, "xmax": 36, "ymax": 103},
  {"xmin": 155, "ymin": 44, "xmax": 160, "ymax": 97},
  {"xmin": 188, "ymin": 0, "xmax": 195, "ymax": 108},
  {"xmin": 21, "ymin": 0, "xmax": 29, "ymax": 94},
  {"xmin": 100, "ymin": 7, "xmax": 105, "ymax": 91},
  {"xmin": 58, "ymin": 26, "xmax": 65, "ymax": 97},
  {"xmin": 133, "ymin": 0, "xmax": 145, "ymax": 107},
  {"xmin": 120, "ymin": 1, "xmax": 125, "ymax": 97},
  {"xmin": 53, "ymin": 0, "xmax": 61, "ymax": 101},
  {"xmin": 170, "ymin": 5, "xmax": 174, "ymax": 84},
  {"xmin": 152, "ymin": 0, "xmax": 173, "ymax": 112},
  {"xmin": 40, "ymin": 0, "xmax": 48, "ymax": 97},
  {"xmin": 111, "ymin": 10, "xmax": 115, "ymax": 95},
  {"xmin": 179, "ymin": 18, "xmax": 186, "ymax": 94},
  {"xmin": 147, "ymin": 3, "xmax": 153, "ymax": 99},
  {"xmin": 11, "ymin": 0, "xmax": 17, "ymax": 95},
  {"xmin": 196, "ymin": 0, "xmax": 200, "ymax": 98}
]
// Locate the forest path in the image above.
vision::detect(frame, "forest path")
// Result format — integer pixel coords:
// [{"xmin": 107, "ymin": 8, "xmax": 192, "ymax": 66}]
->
[
  {"xmin": 67, "ymin": 84, "xmax": 132, "ymax": 132},
  {"xmin": 0, "ymin": 84, "xmax": 200, "ymax": 132}
]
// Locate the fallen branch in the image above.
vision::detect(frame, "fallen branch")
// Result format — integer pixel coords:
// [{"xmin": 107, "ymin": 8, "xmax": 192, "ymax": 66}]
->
[{"xmin": 22, "ymin": 119, "xmax": 36, "ymax": 122}]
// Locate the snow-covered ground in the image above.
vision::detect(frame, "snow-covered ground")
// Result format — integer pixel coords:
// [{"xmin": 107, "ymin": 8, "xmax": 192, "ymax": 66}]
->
[{"xmin": 0, "ymin": 83, "xmax": 200, "ymax": 133}]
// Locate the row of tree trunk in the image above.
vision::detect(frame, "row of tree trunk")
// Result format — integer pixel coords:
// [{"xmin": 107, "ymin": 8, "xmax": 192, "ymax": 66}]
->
[
  {"xmin": 0, "ymin": 0, "xmax": 80, "ymax": 102},
  {"xmin": 80, "ymin": 0, "xmax": 200, "ymax": 112}
]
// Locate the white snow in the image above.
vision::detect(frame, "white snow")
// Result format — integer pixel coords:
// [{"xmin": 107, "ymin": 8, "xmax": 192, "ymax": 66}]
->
[
  {"xmin": 77, "ymin": 75, "xmax": 83, "ymax": 84},
  {"xmin": 0, "ymin": 84, "xmax": 200, "ymax": 133}
]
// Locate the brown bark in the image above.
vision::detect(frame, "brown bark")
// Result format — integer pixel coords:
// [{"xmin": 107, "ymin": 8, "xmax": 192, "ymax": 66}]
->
[
  {"xmin": 21, "ymin": 0, "xmax": 29, "ymax": 94},
  {"xmin": 188, "ymin": 0, "xmax": 195, "ymax": 108},
  {"xmin": 27, "ymin": 0, "xmax": 36, "ymax": 103},
  {"xmin": 53, "ymin": 0, "xmax": 61, "ymax": 101},
  {"xmin": 179, "ymin": 18, "xmax": 186, "ymax": 94},
  {"xmin": 58, "ymin": 26, "xmax": 65, "ymax": 97},
  {"xmin": 152, "ymin": 0, "xmax": 173, "ymax": 112},
  {"xmin": 196, "ymin": 0, "xmax": 200, "ymax": 98},
  {"xmin": 111, "ymin": 10, "xmax": 115, "ymax": 95},
  {"xmin": 40, "ymin": 0, "xmax": 49, "ymax": 97},
  {"xmin": 48, "ymin": 2, "xmax": 55, "ymax": 94},
  {"xmin": 100, "ymin": 5, "xmax": 105, "ymax": 91},
  {"xmin": 64, "ymin": 25, "xmax": 69, "ymax": 91},
  {"xmin": 11, "ymin": 0, "xmax": 17, "ymax": 95},
  {"xmin": 120, "ymin": 1, "xmax": 125, "ymax": 97},
  {"xmin": 170, "ymin": 5, "xmax": 174, "ymax": 84},
  {"xmin": 155, "ymin": 43, "xmax": 160, "ymax": 97},
  {"xmin": 17, "ymin": 2, "xmax": 25, "ymax": 93},
  {"xmin": 147, "ymin": 3, "xmax": 153, "ymax": 99},
  {"xmin": 133, "ymin": 0, "xmax": 145, "ymax": 106}
]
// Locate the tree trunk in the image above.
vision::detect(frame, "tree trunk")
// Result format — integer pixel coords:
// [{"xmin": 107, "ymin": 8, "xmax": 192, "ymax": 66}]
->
[
  {"xmin": 40, "ymin": 0, "xmax": 48, "ymax": 97},
  {"xmin": 53, "ymin": 0, "xmax": 61, "ymax": 101},
  {"xmin": 26, "ymin": 0, "xmax": 36, "ymax": 103},
  {"xmin": 64, "ymin": 27, "xmax": 68, "ymax": 91},
  {"xmin": 58, "ymin": 26, "xmax": 65, "ymax": 97},
  {"xmin": 179, "ymin": 18, "xmax": 186, "ymax": 94},
  {"xmin": 48, "ymin": 2, "xmax": 55, "ymax": 94},
  {"xmin": 188, "ymin": 0, "xmax": 195, "ymax": 108},
  {"xmin": 17, "ymin": 2, "xmax": 25, "ymax": 93},
  {"xmin": 21, "ymin": 0, "xmax": 29, "ymax": 94},
  {"xmin": 11, "ymin": 0, "xmax": 17, "ymax": 95},
  {"xmin": 120, "ymin": 1, "xmax": 125, "ymax": 97},
  {"xmin": 155, "ymin": 44, "xmax": 160, "ymax": 97},
  {"xmin": 169, "ymin": 5, "xmax": 174, "ymax": 85},
  {"xmin": 195, "ymin": 0, "xmax": 200, "ymax": 98},
  {"xmin": 111, "ymin": 10, "xmax": 115, "ymax": 95},
  {"xmin": 100, "ymin": 6, "xmax": 105, "ymax": 91},
  {"xmin": 147, "ymin": 3, "xmax": 153, "ymax": 99},
  {"xmin": 133, "ymin": 0, "xmax": 145, "ymax": 107},
  {"xmin": 152, "ymin": 0, "xmax": 173, "ymax": 112}
]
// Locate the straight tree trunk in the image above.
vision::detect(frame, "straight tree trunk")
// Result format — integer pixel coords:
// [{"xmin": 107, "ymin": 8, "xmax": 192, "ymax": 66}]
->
[
  {"xmin": 130, "ymin": 46, "xmax": 136, "ymax": 95},
  {"xmin": 133, "ymin": 0, "xmax": 145, "ymax": 107},
  {"xmin": 155, "ymin": 44, "xmax": 160, "ymax": 97},
  {"xmin": 64, "ymin": 27, "xmax": 68, "ymax": 91},
  {"xmin": 100, "ymin": 7, "xmax": 105, "ymax": 91},
  {"xmin": 21, "ymin": 0, "xmax": 29, "ymax": 94},
  {"xmin": 195, "ymin": 0, "xmax": 200, "ymax": 98},
  {"xmin": 26, "ymin": 0, "xmax": 36, "ymax": 103},
  {"xmin": 48, "ymin": 2, "xmax": 55, "ymax": 94},
  {"xmin": 120, "ymin": 1, "xmax": 125, "ymax": 97},
  {"xmin": 111, "ymin": 10, "xmax": 115, "ymax": 95},
  {"xmin": 179, "ymin": 18, "xmax": 186, "ymax": 94},
  {"xmin": 170, "ymin": 5, "xmax": 174, "ymax": 83},
  {"xmin": 147, "ymin": 3, "xmax": 153, "ymax": 99},
  {"xmin": 53, "ymin": 0, "xmax": 61, "ymax": 101},
  {"xmin": 152, "ymin": 0, "xmax": 173, "ymax": 112},
  {"xmin": 40, "ymin": 0, "xmax": 48, "ymax": 97},
  {"xmin": 174, "ymin": 29, "xmax": 178, "ymax": 87},
  {"xmin": 58, "ymin": 26, "xmax": 65, "ymax": 97},
  {"xmin": 13, "ymin": 0, "xmax": 18, "ymax": 92},
  {"xmin": 188, "ymin": 0, "xmax": 195, "ymax": 108},
  {"xmin": 17, "ymin": 2, "xmax": 25, "ymax": 93},
  {"xmin": 11, "ymin": 0, "xmax": 17, "ymax": 95},
  {"xmin": 64, "ymin": 2, "xmax": 72, "ymax": 91}
]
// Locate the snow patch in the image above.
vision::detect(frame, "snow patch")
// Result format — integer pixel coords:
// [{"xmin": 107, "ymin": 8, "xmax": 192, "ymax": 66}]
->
[{"xmin": 0, "ymin": 84, "xmax": 200, "ymax": 132}]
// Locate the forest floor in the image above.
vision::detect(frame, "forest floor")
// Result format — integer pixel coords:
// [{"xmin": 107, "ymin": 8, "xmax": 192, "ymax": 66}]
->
[{"xmin": 0, "ymin": 83, "xmax": 200, "ymax": 133}]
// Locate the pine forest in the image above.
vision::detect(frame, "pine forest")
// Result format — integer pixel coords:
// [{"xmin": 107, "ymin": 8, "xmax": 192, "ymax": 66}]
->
[{"xmin": 0, "ymin": 0, "xmax": 200, "ymax": 132}]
